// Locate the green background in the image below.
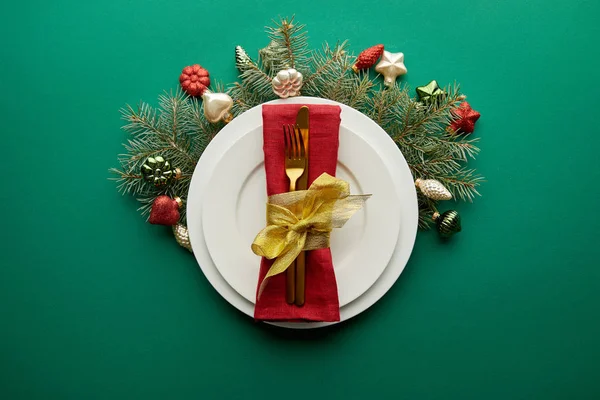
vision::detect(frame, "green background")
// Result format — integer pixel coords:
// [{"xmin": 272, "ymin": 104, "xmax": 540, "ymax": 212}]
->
[{"xmin": 2, "ymin": 0, "xmax": 599, "ymax": 398}]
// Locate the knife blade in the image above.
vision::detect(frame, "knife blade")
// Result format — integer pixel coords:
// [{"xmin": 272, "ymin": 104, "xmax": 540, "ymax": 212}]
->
[{"xmin": 295, "ymin": 106, "xmax": 309, "ymax": 306}]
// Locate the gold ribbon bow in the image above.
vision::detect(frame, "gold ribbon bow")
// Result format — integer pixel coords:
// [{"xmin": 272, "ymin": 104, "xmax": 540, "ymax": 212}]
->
[{"xmin": 251, "ymin": 173, "xmax": 370, "ymax": 295}]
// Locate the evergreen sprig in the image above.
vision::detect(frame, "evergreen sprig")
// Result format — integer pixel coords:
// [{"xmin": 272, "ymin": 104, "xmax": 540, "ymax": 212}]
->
[
  {"xmin": 112, "ymin": 16, "xmax": 482, "ymax": 231},
  {"xmin": 266, "ymin": 16, "xmax": 310, "ymax": 71},
  {"xmin": 110, "ymin": 89, "xmax": 218, "ymax": 222}
]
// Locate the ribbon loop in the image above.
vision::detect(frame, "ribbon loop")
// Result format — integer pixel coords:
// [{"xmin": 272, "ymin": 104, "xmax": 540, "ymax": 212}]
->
[{"xmin": 252, "ymin": 173, "xmax": 370, "ymax": 296}]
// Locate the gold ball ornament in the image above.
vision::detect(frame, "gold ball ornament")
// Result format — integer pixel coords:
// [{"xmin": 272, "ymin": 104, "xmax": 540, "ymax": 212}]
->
[
  {"xmin": 172, "ymin": 223, "xmax": 193, "ymax": 252},
  {"xmin": 202, "ymin": 90, "xmax": 233, "ymax": 123},
  {"xmin": 415, "ymin": 178, "xmax": 452, "ymax": 201},
  {"xmin": 375, "ymin": 51, "xmax": 407, "ymax": 87},
  {"xmin": 272, "ymin": 68, "xmax": 303, "ymax": 98},
  {"xmin": 433, "ymin": 210, "xmax": 462, "ymax": 238}
]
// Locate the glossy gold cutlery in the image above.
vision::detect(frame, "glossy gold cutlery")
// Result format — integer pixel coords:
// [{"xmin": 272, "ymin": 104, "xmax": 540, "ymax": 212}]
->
[
  {"xmin": 283, "ymin": 123, "xmax": 306, "ymax": 304},
  {"xmin": 295, "ymin": 107, "xmax": 309, "ymax": 306}
]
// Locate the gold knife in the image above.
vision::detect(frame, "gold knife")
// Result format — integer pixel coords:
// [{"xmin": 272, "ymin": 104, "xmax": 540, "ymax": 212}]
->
[{"xmin": 295, "ymin": 106, "xmax": 309, "ymax": 306}]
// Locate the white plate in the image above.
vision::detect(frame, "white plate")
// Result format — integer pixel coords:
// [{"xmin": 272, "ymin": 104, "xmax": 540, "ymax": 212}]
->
[
  {"xmin": 202, "ymin": 124, "xmax": 400, "ymax": 306},
  {"xmin": 187, "ymin": 97, "xmax": 418, "ymax": 329}
]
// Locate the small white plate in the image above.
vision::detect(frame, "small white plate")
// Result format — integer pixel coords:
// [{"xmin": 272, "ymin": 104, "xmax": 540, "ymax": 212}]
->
[
  {"xmin": 202, "ymin": 124, "xmax": 400, "ymax": 306},
  {"xmin": 187, "ymin": 97, "xmax": 418, "ymax": 329}
]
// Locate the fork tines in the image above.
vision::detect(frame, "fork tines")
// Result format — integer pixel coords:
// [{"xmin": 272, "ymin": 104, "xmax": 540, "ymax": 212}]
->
[{"xmin": 284, "ymin": 124, "xmax": 304, "ymax": 160}]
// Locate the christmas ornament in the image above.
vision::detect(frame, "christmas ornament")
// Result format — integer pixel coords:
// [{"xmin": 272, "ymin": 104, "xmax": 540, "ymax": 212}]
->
[
  {"xmin": 352, "ymin": 44, "xmax": 384, "ymax": 73},
  {"xmin": 141, "ymin": 156, "xmax": 182, "ymax": 187},
  {"xmin": 415, "ymin": 179, "xmax": 452, "ymax": 201},
  {"xmin": 450, "ymin": 101, "xmax": 481, "ymax": 134},
  {"xmin": 416, "ymin": 80, "xmax": 447, "ymax": 105},
  {"xmin": 149, "ymin": 196, "xmax": 182, "ymax": 225},
  {"xmin": 112, "ymin": 17, "xmax": 483, "ymax": 250},
  {"xmin": 271, "ymin": 68, "xmax": 303, "ymax": 98},
  {"xmin": 179, "ymin": 64, "xmax": 210, "ymax": 97},
  {"xmin": 172, "ymin": 223, "xmax": 193, "ymax": 252},
  {"xmin": 375, "ymin": 51, "xmax": 407, "ymax": 87},
  {"xmin": 202, "ymin": 90, "xmax": 233, "ymax": 123},
  {"xmin": 434, "ymin": 210, "xmax": 461, "ymax": 237},
  {"xmin": 235, "ymin": 45, "xmax": 253, "ymax": 72},
  {"xmin": 259, "ymin": 40, "xmax": 286, "ymax": 71}
]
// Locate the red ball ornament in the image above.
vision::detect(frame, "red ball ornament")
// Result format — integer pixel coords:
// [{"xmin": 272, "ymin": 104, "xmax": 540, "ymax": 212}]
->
[
  {"xmin": 352, "ymin": 44, "xmax": 384, "ymax": 73},
  {"xmin": 149, "ymin": 196, "xmax": 182, "ymax": 225},
  {"xmin": 179, "ymin": 64, "xmax": 210, "ymax": 96},
  {"xmin": 450, "ymin": 101, "xmax": 481, "ymax": 134}
]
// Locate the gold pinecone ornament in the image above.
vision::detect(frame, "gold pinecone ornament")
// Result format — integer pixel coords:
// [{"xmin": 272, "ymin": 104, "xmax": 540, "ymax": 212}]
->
[
  {"xmin": 434, "ymin": 210, "xmax": 461, "ymax": 238},
  {"xmin": 415, "ymin": 179, "xmax": 452, "ymax": 201},
  {"xmin": 172, "ymin": 223, "xmax": 192, "ymax": 252}
]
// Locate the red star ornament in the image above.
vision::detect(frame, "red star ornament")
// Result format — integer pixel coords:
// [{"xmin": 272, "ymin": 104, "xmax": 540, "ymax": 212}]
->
[{"xmin": 450, "ymin": 101, "xmax": 480, "ymax": 134}]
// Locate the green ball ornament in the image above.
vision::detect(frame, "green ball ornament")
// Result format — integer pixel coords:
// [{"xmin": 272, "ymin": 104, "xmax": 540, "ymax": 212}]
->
[
  {"xmin": 434, "ymin": 210, "xmax": 462, "ymax": 238},
  {"xmin": 141, "ymin": 156, "xmax": 181, "ymax": 187}
]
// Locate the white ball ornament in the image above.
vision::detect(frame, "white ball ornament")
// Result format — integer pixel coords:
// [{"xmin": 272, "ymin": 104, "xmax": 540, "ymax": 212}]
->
[{"xmin": 272, "ymin": 68, "xmax": 303, "ymax": 98}]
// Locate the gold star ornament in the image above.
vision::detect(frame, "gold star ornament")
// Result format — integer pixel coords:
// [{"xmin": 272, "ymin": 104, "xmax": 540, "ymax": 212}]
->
[{"xmin": 375, "ymin": 51, "xmax": 407, "ymax": 87}]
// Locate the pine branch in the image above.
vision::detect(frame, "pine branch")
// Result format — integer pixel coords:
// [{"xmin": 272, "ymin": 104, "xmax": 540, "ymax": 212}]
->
[
  {"xmin": 188, "ymin": 97, "xmax": 217, "ymax": 155},
  {"xmin": 120, "ymin": 103, "xmax": 163, "ymax": 137},
  {"xmin": 112, "ymin": 17, "xmax": 484, "ymax": 233},
  {"xmin": 158, "ymin": 91, "xmax": 186, "ymax": 141},
  {"xmin": 258, "ymin": 40, "xmax": 288, "ymax": 71},
  {"xmin": 111, "ymin": 90, "xmax": 219, "ymax": 223},
  {"xmin": 120, "ymin": 141, "xmax": 174, "ymax": 168},
  {"xmin": 435, "ymin": 169, "xmax": 482, "ymax": 201},
  {"xmin": 238, "ymin": 63, "xmax": 277, "ymax": 100},
  {"xmin": 304, "ymin": 48, "xmax": 360, "ymax": 104},
  {"xmin": 136, "ymin": 194, "xmax": 157, "ymax": 220},
  {"xmin": 303, "ymin": 42, "xmax": 348, "ymax": 86},
  {"xmin": 365, "ymin": 84, "xmax": 410, "ymax": 128},
  {"xmin": 418, "ymin": 194, "xmax": 438, "ymax": 229},
  {"xmin": 393, "ymin": 85, "xmax": 461, "ymax": 139},
  {"xmin": 346, "ymin": 74, "xmax": 375, "ymax": 110},
  {"xmin": 411, "ymin": 163, "xmax": 482, "ymax": 201},
  {"xmin": 109, "ymin": 168, "xmax": 147, "ymax": 196},
  {"xmin": 266, "ymin": 16, "xmax": 309, "ymax": 71},
  {"xmin": 229, "ymin": 82, "xmax": 264, "ymax": 116}
]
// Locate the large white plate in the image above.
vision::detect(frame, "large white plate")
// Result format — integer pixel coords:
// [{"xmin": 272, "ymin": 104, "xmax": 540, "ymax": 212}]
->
[
  {"xmin": 202, "ymin": 124, "xmax": 400, "ymax": 306},
  {"xmin": 187, "ymin": 97, "xmax": 418, "ymax": 329}
]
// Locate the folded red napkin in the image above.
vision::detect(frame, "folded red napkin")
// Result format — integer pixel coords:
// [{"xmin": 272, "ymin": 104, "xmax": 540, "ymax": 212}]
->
[{"xmin": 254, "ymin": 104, "xmax": 342, "ymax": 322}]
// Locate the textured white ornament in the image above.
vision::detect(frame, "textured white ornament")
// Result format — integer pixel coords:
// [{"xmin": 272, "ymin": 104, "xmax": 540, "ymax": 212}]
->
[
  {"xmin": 271, "ymin": 68, "xmax": 303, "ymax": 98},
  {"xmin": 202, "ymin": 90, "xmax": 233, "ymax": 123},
  {"xmin": 375, "ymin": 51, "xmax": 407, "ymax": 87},
  {"xmin": 172, "ymin": 223, "xmax": 193, "ymax": 252},
  {"xmin": 415, "ymin": 178, "xmax": 452, "ymax": 200}
]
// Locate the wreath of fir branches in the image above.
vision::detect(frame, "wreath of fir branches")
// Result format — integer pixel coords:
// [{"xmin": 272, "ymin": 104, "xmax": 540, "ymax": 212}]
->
[{"xmin": 111, "ymin": 17, "xmax": 482, "ymax": 234}]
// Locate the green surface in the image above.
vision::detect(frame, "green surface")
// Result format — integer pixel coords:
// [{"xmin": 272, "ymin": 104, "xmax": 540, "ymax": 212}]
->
[{"xmin": 2, "ymin": 0, "xmax": 599, "ymax": 398}]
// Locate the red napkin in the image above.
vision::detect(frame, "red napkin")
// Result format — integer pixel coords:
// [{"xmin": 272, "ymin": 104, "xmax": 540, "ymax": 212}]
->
[{"xmin": 254, "ymin": 104, "xmax": 342, "ymax": 322}]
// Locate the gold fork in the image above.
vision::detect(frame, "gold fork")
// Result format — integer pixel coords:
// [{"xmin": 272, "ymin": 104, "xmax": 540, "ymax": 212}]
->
[{"xmin": 283, "ymin": 124, "xmax": 306, "ymax": 304}]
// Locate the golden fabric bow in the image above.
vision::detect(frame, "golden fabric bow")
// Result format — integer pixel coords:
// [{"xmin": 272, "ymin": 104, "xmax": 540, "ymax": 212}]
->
[{"xmin": 251, "ymin": 173, "xmax": 370, "ymax": 295}]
